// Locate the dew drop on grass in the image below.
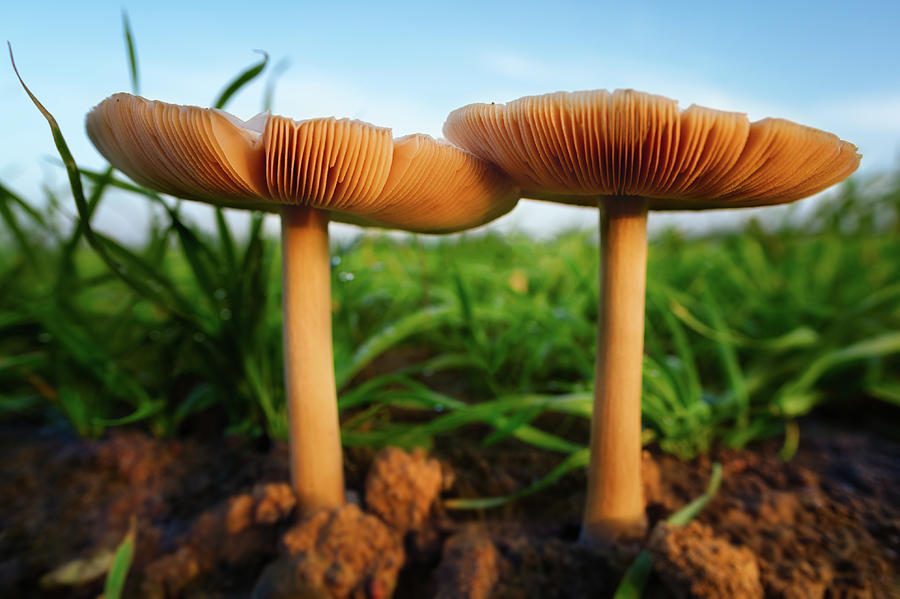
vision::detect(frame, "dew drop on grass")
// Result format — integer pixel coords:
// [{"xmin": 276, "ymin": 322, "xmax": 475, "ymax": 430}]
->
[
  {"xmin": 220, "ymin": 308, "xmax": 232, "ymax": 320},
  {"xmin": 214, "ymin": 288, "xmax": 226, "ymax": 300},
  {"xmin": 338, "ymin": 272, "xmax": 355, "ymax": 282},
  {"xmin": 331, "ymin": 256, "xmax": 342, "ymax": 267}
]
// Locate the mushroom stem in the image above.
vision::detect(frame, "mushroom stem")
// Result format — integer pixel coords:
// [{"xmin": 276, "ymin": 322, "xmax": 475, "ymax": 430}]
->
[
  {"xmin": 582, "ymin": 196, "xmax": 649, "ymax": 545},
  {"xmin": 281, "ymin": 205, "xmax": 345, "ymax": 514}
]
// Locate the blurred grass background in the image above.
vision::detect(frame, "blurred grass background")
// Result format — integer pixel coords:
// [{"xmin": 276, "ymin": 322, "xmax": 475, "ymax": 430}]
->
[
  {"xmin": 2, "ymin": 20, "xmax": 899, "ymax": 503},
  {"xmin": 3, "ymin": 167, "xmax": 898, "ymax": 451}
]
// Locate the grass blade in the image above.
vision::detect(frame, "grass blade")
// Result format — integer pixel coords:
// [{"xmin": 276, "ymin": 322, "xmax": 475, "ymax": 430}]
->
[
  {"xmin": 58, "ymin": 166, "xmax": 115, "ymax": 290},
  {"xmin": 336, "ymin": 304, "xmax": 456, "ymax": 388},
  {"xmin": 666, "ymin": 462, "xmax": 722, "ymax": 526},
  {"xmin": 779, "ymin": 421, "xmax": 800, "ymax": 461},
  {"xmin": 122, "ymin": 10, "xmax": 139, "ymax": 94},
  {"xmin": 776, "ymin": 332, "xmax": 900, "ymax": 416},
  {"xmin": 444, "ymin": 448, "xmax": 590, "ymax": 509},
  {"xmin": 867, "ymin": 381, "xmax": 900, "ymax": 406},
  {"xmin": 9, "ymin": 45, "xmax": 191, "ymax": 321},
  {"xmin": 213, "ymin": 51, "xmax": 268, "ymax": 109},
  {"xmin": 9, "ymin": 44, "xmax": 87, "ymax": 230},
  {"xmin": 0, "ymin": 192, "xmax": 36, "ymax": 265},
  {"xmin": 262, "ymin": 57, "xmax": 290, "ymax": 112},
  {"xmin": 701, "ymin": 287, "xmax": 749, "ymax": 428},
  {"xmin": 613, "ymin": 462, "xmax": 723, "ymax": 599},
  {"xmin": 611, "ymin": 552, "xmax": 653, "ymax": 599},
  {"xmin": 0, "ymin": 181, "xmax": 47, "ymax": 226},
  {"xmin": 103, "ymin": 517, "xmax": 136, "ymax": 599},
  {"xmin": 0, "ymin": 352, "xmax": 44, "ymax": 373},
  {"xmin": 669, "ymin": 295, "xmax": 818, "ymax": 351},
  {"xmin": 215, "ymin": 208, "xmax": 237, "ymax": 272}
]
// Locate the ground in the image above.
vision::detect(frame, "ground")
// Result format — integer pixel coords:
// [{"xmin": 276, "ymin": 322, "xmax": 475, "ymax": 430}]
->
[{"xmin": 0, "ymin": 414, "xmax": 897, "ymax": 598}]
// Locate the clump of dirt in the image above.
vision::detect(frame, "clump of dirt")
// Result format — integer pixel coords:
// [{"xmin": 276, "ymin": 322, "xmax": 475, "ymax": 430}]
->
[
  {"xmin": 365, "ymin": 446, "xmax": 453, "ymax": 564},
  {"xmin": 433, "ymin": 527, "xmax": 499, "ymax": 599},
  {"xmin": 254, "ymin": 446, "xmax": 453, "ymax": 598},
  {"xmin": 365, "ymin": 447, "xmax": 446, "ymax": 535},
  {"xmin": 254, "ymin": 503, "xmax": 404, "ymax": 599},
  {"xmin": 141, "ymin": 482, "xmax": 296, "ymax": 598},
  {"xmin": 647, "ymin": 520, "xmax": 763, "ymax": 598}
]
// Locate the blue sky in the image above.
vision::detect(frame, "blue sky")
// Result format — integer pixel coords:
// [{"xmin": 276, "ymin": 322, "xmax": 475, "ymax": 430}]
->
[{"xmin": 3, "ymin": 0, "xmax": 899, "ymax": 237}]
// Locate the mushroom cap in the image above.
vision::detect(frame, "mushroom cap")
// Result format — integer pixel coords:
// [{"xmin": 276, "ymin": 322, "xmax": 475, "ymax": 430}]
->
[
  {"xmin": 365, "ymin": 133, "xmax": 519, "ymax": 233},
  {"xmin": 443, "ymin": 89, "xmax": 861, "ymax": 210},
  {"xmin": 86, "ymin": 93, "xmax": 518, "ymax": 232}
]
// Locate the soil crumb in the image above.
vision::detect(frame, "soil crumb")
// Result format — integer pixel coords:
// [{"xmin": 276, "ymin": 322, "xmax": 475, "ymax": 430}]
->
[
  {"xmin": 648, "ymin": 520, "xmax": 763, "ymax": 599},
  {"xmin": 254, "ymin": 504, "xmax": 404, "ymax": 599},
  {"xmin": 433, "ymin": 527, "xmax": 499, "ymax": 599},
  {"xmin": 141, "ymin": 482, "xmax": 295, "ymax": 598},
  {"xmin": 364, "ymin": 447, "xmax": 445, "ymax": 535}
]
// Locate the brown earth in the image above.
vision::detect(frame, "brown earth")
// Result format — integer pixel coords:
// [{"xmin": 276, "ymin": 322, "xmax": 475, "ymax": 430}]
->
[{"xmin": 0, "ymin": 419, "xmax": 897, "ymax": 598}]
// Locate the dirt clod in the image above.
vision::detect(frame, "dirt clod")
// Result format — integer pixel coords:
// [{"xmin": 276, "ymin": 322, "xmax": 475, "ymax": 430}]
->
[
  {"xmin": 255, "ymin": 504, "xmax": 404, "ymax": 599},
  {"xmin": 142, "ymin": 483, "xmax": 297, "ymax": 598},
  {"xmin": 255, "ymin": 482, "xmax": 298, "ymax": 524},
  {"xmin": 433, "ymin": 528, "xmax": 499, "ymax": 599},
  {"xmin": 648, "ymin": 521, "xmax": 763, "ymax": 599},
  {"xmin": 365, "ymin": 447, "xmax": 445, "ymax": 535}
]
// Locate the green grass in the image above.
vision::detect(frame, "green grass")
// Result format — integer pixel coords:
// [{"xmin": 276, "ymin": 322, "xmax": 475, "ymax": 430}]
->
[
  {"xmin": 3, "ymin": 168, "xmax": 898, "ymax": 451},
  {"xmin": 2, "ymin": 24, "xmax": 899, "ymax": 507}
]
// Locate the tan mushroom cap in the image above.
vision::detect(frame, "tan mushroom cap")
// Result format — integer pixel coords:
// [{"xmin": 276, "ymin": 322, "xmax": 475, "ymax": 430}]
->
[
  {"xmin": 86, "ymin": 93, "xmax": 518, "ymax": 232},
  {"xmin": 443, "ymin": 89, "xmax": 861, "ymax": 210},
  {"xmin": 364, "ymin": 133, "xmax": 519, "ymax": 232}
]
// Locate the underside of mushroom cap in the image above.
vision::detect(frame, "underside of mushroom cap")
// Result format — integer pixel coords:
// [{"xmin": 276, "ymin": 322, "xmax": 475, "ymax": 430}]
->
[
  {"xmin": 264, "ymin": 117, "xmax": 519, "ymax": 232},
  {"xmin": 87, "ymin": 94, "xmax": 517, "ymax": 233},
  {"xmin": 443, "ymin": 89, "xmax": 861, "ymax": 210},
  {"xmin": 361, "ymin": 134, "xmax": 518, "ymax": 233},
  {"xmin": 86, "ymin": 93, "xmax": 271, "ymax": 209},
  {"xmin": 264, "ymin": 114, "xmax": 395, "ymax": 212}
]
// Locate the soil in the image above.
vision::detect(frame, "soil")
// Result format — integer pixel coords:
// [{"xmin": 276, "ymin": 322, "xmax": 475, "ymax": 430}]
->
[{"xmin": 0, "ymin": 416, "xmax": 898, "ymax": 598}]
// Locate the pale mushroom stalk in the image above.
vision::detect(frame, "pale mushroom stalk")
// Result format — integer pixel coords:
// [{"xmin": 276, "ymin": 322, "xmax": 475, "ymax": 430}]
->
[
  {"xmin": 281, "ymin": 206, "xmax": 344, "ymax": 511},
  {"xmin": 443, "ymin": 88, "xmax": 860, "ymax": 547},
  {"xmin": 583, "ymin": 196, "xmax": 649, "ymax": 540},
  {"xmin": 86, "ymin": 93, "xmax": 518, "ymax": 519}
]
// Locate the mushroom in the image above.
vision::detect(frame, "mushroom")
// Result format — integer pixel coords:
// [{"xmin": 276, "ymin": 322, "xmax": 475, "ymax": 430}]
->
[
  {"xmin": 86, "ymin": 93, "xmax": 518, "ymax": 515},
  {"xmin": 443, "ymin": 89, "xmax": 860, "ymax": 544}
]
